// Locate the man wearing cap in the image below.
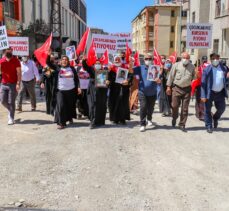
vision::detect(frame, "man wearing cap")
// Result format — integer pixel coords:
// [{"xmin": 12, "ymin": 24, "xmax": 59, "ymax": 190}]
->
[
  {"xmin": 201, "ymin": 53, "xmax": 229, "ymax": 133},
  {"xmin": 134, "ymin": 53, "xmax": 160, "ymax": 132},
  {"xmin": 17, "ymin": 56, "xmax": 40, "ymax": 112},
  {"xmin": 0, "ymin": 48, "xmax": 21, "ymax": 125},
  {"xmin": 166, "ymin": 52, "xmax": 195, "ymax": 132}
]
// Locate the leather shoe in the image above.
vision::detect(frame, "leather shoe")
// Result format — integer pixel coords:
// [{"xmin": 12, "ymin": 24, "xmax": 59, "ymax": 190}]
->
[
  {"xmin": 179, "ymin": 125, "xmax": 187, "ymax": 133},
  {"xmin": 172, "ymin": 119, "xmax": 176, "ymax": 127},
  {"xmin": 207, "ymin": 128, "xmax": 213, "ymax": 133},
  {"xmin": 213, "ymin": 119, "xmax": 218, "ymax": 129}
]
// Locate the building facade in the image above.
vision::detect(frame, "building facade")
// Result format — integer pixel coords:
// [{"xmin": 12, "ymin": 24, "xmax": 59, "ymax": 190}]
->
[
  {"xmin": 0, "ymin": 0, "xmax": 22, "ymax": 36},
  {"xmin": 132, "ymin": 4, "xmax": 187, "ymax": 56},
  {"xmin": 21, "ymin": 0, "xmax": 87, "ymax": 45},
  {"xmin": 185, "ymin": 0, "xmax": 229, "ymax": 64}
]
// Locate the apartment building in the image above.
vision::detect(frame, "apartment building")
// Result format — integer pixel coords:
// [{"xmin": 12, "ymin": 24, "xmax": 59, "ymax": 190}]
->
[{"xmin": 132, "ymin": 4, "xmax": 187, "ymax": 56}]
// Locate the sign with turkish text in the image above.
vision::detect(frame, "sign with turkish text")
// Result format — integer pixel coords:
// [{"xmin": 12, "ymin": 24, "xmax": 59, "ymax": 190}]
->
[
  {"xmin": 0, "ymin": 25, "xmax": 9, "ymax": 50},
  {"xmin": 186, "ymin": 23, "xmax": 212, "ymax": 49},
  {"xmin": 111, "ymin": 33, "xmax": 132, "ymax": 51},
  {"xmin": 92, "ymin": 34, "xmax": 117, "ymax": 54},
  {"xmin": 8, "ymin": 37, "xmax": 29, "ymax": 56}
]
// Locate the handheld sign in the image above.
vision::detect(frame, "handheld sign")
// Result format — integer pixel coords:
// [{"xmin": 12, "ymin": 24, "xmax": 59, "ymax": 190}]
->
[
  {"xmin": 147, "ymin": 65, "xmax": 160, "ymax": 81},
  {"xmin": 66, "ymin": 45, "xmax": 76, "ymax": 61},
  {"xmin": 95, "ymin": 69, "xmax": 108, "ymax": 88},
  {"xmin": 115, "ymin": 68, "xmax": 128, "ymax": 84},
  {"xmin": 186, "ymin": 23, "xmax": 212, "ymax": 49},
  {"xmin": 8, "ymin": 37, "xmax": 29, "ymax": 56},
  {"xmin": 0, "ymin": 26, "xmax": 9, "ymax": 50}
]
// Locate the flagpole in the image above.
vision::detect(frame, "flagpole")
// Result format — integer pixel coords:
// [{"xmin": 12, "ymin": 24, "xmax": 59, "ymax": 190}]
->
[{"xmin": 83, "ymin": 27, "xmax": 90, "ymax": 56}]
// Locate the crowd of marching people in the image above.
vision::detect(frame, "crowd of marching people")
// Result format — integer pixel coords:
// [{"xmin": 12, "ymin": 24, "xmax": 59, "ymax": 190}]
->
[{"xmin": 0, "ymin": 45, "xmax": 229, "ymax": 134}]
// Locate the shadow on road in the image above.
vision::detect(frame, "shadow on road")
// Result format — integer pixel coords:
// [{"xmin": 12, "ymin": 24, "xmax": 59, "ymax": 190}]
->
[{"xmin": 16, "ymin": 119, "xmax": 54, "ymax": 125}]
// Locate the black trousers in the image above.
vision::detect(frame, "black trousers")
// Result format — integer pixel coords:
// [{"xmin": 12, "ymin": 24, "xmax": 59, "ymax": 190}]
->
[{"xmin": 139, "ymin": 91, "xmax": 156, "ymax": 126}]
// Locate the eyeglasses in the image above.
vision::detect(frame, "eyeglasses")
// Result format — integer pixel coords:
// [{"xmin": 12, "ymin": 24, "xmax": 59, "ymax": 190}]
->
[{"xmin": 145, "ymin": 58, "xmax": 152, "ymax": 61}]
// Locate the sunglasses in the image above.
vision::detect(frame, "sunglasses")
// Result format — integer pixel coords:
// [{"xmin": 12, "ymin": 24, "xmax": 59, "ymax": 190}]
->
[{"xmin": 145, "ymin": 58, "xmax": 152, "ymax": 61}]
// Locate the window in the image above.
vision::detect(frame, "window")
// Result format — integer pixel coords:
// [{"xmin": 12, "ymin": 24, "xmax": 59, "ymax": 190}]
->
[
  {"xmin": 215, "ymin": 0, "xmax": 221, "ymax": 17},
  {"xmin": 213, "ymin": 39, "xmax": 219, "ymax": 53},
  {"xmin": 171, "ymin": 10, "xmax": 175, "ymax": 17},
  {"xmin": 170, "ymin": 41, "xmax": 174, "ymax": 48},
  {"xmin": 192, "ymin": 12, "xmax": 196, "ymax": 23},
  {"xmin": 182, "ymin": 11, "xmax": 187, "ymax": 17},
  {"xmin": 3, "ymin": 0, "xmax": 15, "ymax": 19},
  {"xmin": 171, "ymin": 26, "xmax": 175, "ymax": 33}
]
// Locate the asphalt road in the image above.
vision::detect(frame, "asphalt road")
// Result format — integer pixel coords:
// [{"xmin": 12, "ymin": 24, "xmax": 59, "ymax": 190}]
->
[{"xmin": 0, "ymin": 96, "xmax": 229, "ymax": 210}]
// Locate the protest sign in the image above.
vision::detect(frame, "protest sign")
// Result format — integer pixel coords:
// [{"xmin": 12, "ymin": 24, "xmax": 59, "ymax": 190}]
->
[
  {"xmin": 0, "ymin": 25, "xmax": 9, "ymax": 50},
  {"xmin": 111, "ymin": 33, "xmax": 132, "ymax": 51},
  {"xmin": 186, "ymin": 23, "xmax": 212, "ymax": 49},
  {"xmin": 66, "ymin": 45, "xmax": 76, "ymax": 61},
  {"xmin": 92, "ymin": 34, "xmax": 117, "ymax": 54},
  {"xmin": 8, "ymin": 37, "xmax": 29, "ymax": 56}
]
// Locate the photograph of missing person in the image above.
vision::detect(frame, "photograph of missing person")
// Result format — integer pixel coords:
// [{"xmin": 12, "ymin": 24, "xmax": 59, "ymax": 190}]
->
[
  {"xmin": 95, "ymin": 70, "xmax": 108, "ymax": 88},
  {"xmin": 147, "ymin": 65, "xmax": 160, "ymax": 81},
  {"xmin": 65, "ymin": 45, "xmax": 76, "ymax": 61},
  {"xmin": 115, "ymin": 68, "xmax": 128, "ymax": 84}
]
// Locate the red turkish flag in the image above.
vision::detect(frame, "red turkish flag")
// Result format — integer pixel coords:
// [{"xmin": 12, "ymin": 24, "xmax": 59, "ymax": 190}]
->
[
  {"xmin": 169, "ymin": 51, "xmax": 177, "ymax": 64},
  {"xmin": 34, "ymin": 33, "xmax": 53, "ymax": 67},
  {"xmin": 125, "ymin": 42, "xmax": 132, "ymax": 64},
  {"xmin": 100, "ymin": 49, "xmax": 109, "ymax": 65},
  {"xmin": 76, "ymin": 27, "xmax": 90, "ymax": 55},
  {"xmin": 153, "ymin": 47, "xmax": 162, "ymax": 66},
  {"xmin": 87, "ymin": 40, "xmax": 97, "ymax": 66},
  {"xmin": 134, "ymin": 51, "xmax": 140, "ymax": 67}
]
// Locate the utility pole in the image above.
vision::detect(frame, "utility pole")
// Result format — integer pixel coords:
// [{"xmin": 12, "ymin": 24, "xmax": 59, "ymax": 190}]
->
[
  {"xmin": 178, "ymin": 0, "xmax": 183, "ymax": 56},
  {"xmin": 50, "ymin": 0, "xmax": 62, "ymax": 54}
]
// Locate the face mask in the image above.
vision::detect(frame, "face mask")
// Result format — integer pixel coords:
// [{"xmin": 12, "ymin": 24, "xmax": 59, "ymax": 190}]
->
[
  {"xmin": 212, "ymin": 59, "xmax": 219, "ymax": 67},
  {"xmin": 165, "ymin": 63, "xmax": 172, "ymax": 69},
  {"xmin": 5, "ymin": 52, "xmax": 12, "ymax": 59},
  {"xmin": 94, "ymin": 64, "xmax": 101, "ymax": 70},
  {"xmin": 162, "ymin": 59, "xmax": 166, "ymax": 64},
  {"xmin": 182, "ymin": 59, "xmax": 189, "ymax": 66},
  {"xmin": 145, "ymin": 60, "xmax": 152, "ymax": 66},
  {"xmin": 22, "ymin": 57, "xmax": 28, "ymax": 62},
  {"xmin": 115, "ymin": 63, "xmax": 121, "ymax": 67}
]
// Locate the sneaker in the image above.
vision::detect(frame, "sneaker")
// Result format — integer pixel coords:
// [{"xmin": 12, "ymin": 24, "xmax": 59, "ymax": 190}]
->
[
  {"xmin": 7, "ymin": 114, "xmax": 15, "ymax": 125},
  {"xmin": 207, "ymin": 128, "xmax": 213, "ymax": 134},
  {"xmin": 147, "ymin": 120, "xmax": 153, "ymax": 126},
  {"xmin": 140, "ymin": 126, "xmax": 146, "ymax": 132}
]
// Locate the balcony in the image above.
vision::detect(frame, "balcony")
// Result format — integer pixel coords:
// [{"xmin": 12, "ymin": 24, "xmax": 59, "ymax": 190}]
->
[{"xmin": 215, "ymin": 8, "xmax": 229, "ymax": 18}]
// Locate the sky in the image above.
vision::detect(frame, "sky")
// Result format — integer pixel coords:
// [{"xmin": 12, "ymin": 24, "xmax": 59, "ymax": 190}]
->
[{"xmin": 86, "ymin": 0, "xmax": 154, "ymax": 33}]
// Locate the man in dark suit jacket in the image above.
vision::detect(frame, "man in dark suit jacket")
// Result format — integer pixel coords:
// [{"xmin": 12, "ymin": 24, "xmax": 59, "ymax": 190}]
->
[{"xmin": 201, "ymin": 53, "xmax": 229, "ymax": 133}]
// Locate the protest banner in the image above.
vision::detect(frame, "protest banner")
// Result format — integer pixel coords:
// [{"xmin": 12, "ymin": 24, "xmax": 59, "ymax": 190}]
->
[
  {"xmin": 111, "ymin": 33, "xmax": 132, "ymax": 51},
  {"xmin": 8, "ymin": 37, "xmax": 29, "ymax": 56},
  {"xmin": 0, "ymin": 25, "xmax": 9, "ymax": 50},
  {"xmin": 92, "ymin": 34, "xmax": 117, "ymax": 54},
  {"xmin": 186, "ymin": 23, "xmax": 212, "ymax": 49}
]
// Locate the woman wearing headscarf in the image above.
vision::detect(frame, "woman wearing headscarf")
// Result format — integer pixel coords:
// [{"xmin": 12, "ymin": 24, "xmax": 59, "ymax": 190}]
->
[
  {"xmin": 40, "ymin": 54, "xmax": 58, "ymax": 116},
  {"xmin": 74, "ymin": 56, "xmax": 89, "ymax": 119},
  {"xmin": 108, "ymin": 56, "xmax": 133, "ymax": 124},
  {"xmin": 82, "ymin": 58, "xmax": 109, "ymax": 129},
  {"xmin": 46, "ymin": 49, "xmax": 81, "ymax": 129},
  {"xmin": 159, "ymin": 59, "xmax": 172, "ymax": 116}
]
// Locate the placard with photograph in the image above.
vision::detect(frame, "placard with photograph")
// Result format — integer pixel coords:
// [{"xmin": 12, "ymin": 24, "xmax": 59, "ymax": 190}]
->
[
  {"xmin": 66, "ymin": 45, "xmax": 76, "ymax": 61},
  {"xmin": 115, "ymin": 68, "xmax": 128, "ymax": 84},
  {"xmin": 147, "ymin": 65, "xmax": 160, "ymax": 81},
  {"xmin": 95, "ymin": 70, "xmax": 108, "ymax": 88}
]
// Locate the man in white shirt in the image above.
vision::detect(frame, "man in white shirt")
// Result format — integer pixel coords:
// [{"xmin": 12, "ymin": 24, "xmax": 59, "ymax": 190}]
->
[{"xmin": 17, "ymin": 56, "xmax": 40, "ymax": 111}]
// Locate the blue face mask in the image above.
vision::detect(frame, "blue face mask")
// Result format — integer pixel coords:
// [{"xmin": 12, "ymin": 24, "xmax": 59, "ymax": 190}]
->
[{"xmin": 165, "ymin": 63, "xmax": 172, "ymax": 69}]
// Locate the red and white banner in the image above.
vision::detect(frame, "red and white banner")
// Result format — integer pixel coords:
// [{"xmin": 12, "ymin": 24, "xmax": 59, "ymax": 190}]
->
[
  {"xmin": 111, "ymin": 33, "xmax": 132, "ymax": 51},
  {"xmin": 186, "ymin": 23, "xmax": 212, "ymax": 49},
  {"xmin": 8, "ymin": 37, "xmax": 29, "ymax": 56},
  {"xmin": 0, "ymin": 26, "xmax": 9, "ymax": 50},
  {"xmin": 92, "ymin": 34, "xmax": 117, "ymax": 54}
]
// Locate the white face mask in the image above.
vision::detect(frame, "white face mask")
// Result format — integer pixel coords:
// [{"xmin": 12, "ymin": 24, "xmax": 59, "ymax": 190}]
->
[
  {"xmin": 94, "ymin": 64, "xmax": 102, "ymax": 70},
  {"xmin": 162, "ymin": 59, "xmax": 166, "ymax": 64},
  {"xmin": 145, "ymin": 60, "xmax": 152, "ymax": 66},
  {"xmin": 212, "ymin": 59, "xmax": 219, "ymax": 67},
  {"xmin": 115, "ymin": 63, "xmax": 121, "ymax": 67},
  {"xmin": 22, "ymin": 57, "xmax": 28, "ymax": 62},
  {"xmin": 182, "ymin": 59, "xmax": 189, "ymax": 66}
]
